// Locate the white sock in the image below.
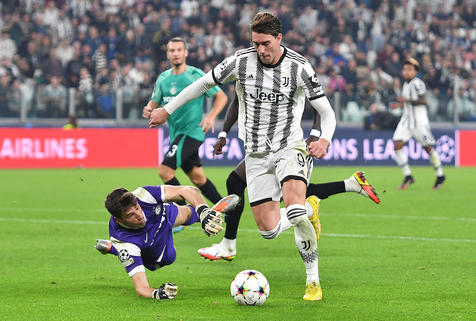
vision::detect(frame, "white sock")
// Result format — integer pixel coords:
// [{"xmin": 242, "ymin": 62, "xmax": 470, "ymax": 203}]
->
[
  {"xmin": 220, "ymin": 237, "xmax": 236, "ymax": 251},
  {"xmin": 394, "ymin": 149, "xmax": 411, "ymax": 176},
  {"xmin": 259, "ymin": 208, "xmax": 292, "ymax": 239},
  {"xmin": 429, "ymin": 149, "xmax": 444, "ymax": 177},
  {"xmin": 287, "ymin": 204, "xmax": 319, "ymax": 285},
  {"xmin": 344, "ymin": 176, "xmax": 359, "ymax": 192}
]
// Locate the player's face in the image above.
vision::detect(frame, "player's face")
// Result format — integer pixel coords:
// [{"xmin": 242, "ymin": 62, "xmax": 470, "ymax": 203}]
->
[
  {"xmin": 118, "ymin": 202, "xmax": 146, "ymax": 229},
  {"xmin": 251, "ymin": 32, "xmax": 283, "ymax": 65},
  {"xmin": 402, "ymin": 64, "xmax": 417, "ymax": 80},
  {"xmin": 167, "ymin": 41, "xmax": 188, "ymax": 68}
]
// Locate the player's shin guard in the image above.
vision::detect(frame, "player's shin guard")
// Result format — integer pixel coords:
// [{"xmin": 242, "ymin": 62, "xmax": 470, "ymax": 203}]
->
[
  {"xmin": 259, "ymin": 208, "xmax": 292, "ymax": 239},
  {"xmin": 224, "ymin": 171, "xmax": 246, "ymax": 240},
  {"xmin": 429, "ymin": 149, "xmax": 444, "ymax": 177},
  {"xmin": 287, "ymin": 204, "xmax": 319, "ymax": 285},
  {"xmin": 165, "ymin": 177, "xmax": 186, "ymax": 205},
  {"xmin": 394, "ymin": 149, "xmax": 411, "ymax": 176},
  {"xmin": 198, "ymin": 179, "xmax": 222, "ymax": 204}
]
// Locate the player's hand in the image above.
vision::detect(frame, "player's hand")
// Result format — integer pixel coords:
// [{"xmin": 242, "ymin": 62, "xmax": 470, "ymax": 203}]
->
[
  {"xmin": 200, "ymin": 115, "xmax": 215, "ymax": 133},
  {"xmin": 142, "ymin": 106, "xmax": 153, "ymax": 118},
  {"xmin": 396, "ymin": 96, "xmax": 407, "ymax": 103},
  {"xmin": 306, "ymin": 135, "xmax": 319, "ymax": 147},
  {"xmin": 153, "ymin": 283, "xmax": 178, "ymax": 300},
  {"xmin": 197, "ymin": 207, "xmax": 223, "ymax": 236},
  {"xmin": 309, "ymin": 138, "xmax": 330, "ymax": 159},
  {"xmin": 213, "ymin": 137, "xmax": 226, "ymax": 157},
  {"xmin": 149, "ymin": 108, "xmax": 170, "ymax": 128}
]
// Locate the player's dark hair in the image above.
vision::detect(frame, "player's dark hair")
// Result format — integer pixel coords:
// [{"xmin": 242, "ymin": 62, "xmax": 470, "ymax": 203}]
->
[
  {"xmin": 105, "ymin": 187, "xmax": 137, "ymax": 218},
  {"xmin": 404, "ymin": 57, "xmax": 420, "ymax": 71},
  {"xmin": 250, "ymin": 12, "xmax": 282, "ymax": 37},
  {"xmin": 168, "ymin": 37, "xmax": 187, "ymax": 49}
]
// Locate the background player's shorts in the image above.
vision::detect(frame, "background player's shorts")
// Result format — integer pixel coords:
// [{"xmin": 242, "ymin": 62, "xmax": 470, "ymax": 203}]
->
[
  {"xmin": 393, "ymin": 118, "xmax": 436, "ymax": 146},
  {"xmin": 245, "ymin": 140, "xmax": 312, "ymax": 206},
  {"xmin": 162, "ymin": 134, "xmax": 202, "ymax": 172}
]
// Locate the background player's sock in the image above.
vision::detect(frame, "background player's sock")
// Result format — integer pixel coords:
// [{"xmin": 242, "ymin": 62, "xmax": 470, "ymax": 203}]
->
[
  {"xmin": 394, "ymin": 149, "xmax": 412, "ymax": 176},
  {"xmin": 429, "ymin": 149, "xmax": 444, "ymax": 176},
  {"xmin": 198, "ymin": 179, "xmax": 222, "ymax": 204},
  {"xmin": 287, "ymin": 204, "xmax": 319, "ymax": 284},
  {"xmin": 306, "ymin": 181, "xmax": 345, "ymax": 199},
  {"xmin": 164, "ymin": 177, "xmax": 186, "ymax": 205},
  {"xmin": 224, "ymin": 171, "xmax": 246, "ymax": 240}
]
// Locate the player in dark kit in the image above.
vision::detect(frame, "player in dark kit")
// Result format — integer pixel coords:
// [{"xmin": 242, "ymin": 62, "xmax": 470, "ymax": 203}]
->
[{"xmin": 94, "ymin": 184, "xmax": 237, "ymax": 300}]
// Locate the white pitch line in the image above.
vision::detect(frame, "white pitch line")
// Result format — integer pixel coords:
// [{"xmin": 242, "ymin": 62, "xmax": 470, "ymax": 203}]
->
[
  {"xmin": 0, "ymin": 217, "xmax": 475, "ymax": 244},
  {"xmin": 324, "ymin": 212, "xmax": 476, "ymax": 222},
  {"xmin": 2, "ymin": 207, "xmax": 475, "ymax": 222}
]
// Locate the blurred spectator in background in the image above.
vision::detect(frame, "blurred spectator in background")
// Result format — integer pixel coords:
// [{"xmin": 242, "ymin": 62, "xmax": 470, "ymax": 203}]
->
[
  {"xmin": 0, "ymin": 0, "xmax": 473, "ymax": 122},
  {"xmin": 40, "ymin": 75, "xmax": 67, "ymax": 117}
]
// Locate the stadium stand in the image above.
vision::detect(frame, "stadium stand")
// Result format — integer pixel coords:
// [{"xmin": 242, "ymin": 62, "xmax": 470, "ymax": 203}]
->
[{"xmin": 0, "ymin": 0, "xmax": 474, "ymax": 124}]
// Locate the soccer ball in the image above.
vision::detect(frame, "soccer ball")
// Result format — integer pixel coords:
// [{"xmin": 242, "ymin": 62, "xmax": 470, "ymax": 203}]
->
[{"xmin": 230, "ymin": 269, "xmax": 270, "ymax": 306}]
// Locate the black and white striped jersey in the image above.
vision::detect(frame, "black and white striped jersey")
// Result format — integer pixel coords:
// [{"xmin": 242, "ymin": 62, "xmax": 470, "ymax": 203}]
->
[
  {"xmin": 212, "ymin": 46, "xmax": 325, "ymax": 153},
  {"xmin": 401, "ymin": 77, "xmax": 429, "ymax": 128}
]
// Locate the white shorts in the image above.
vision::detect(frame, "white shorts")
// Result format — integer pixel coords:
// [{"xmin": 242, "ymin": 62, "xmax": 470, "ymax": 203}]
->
[
  {"xmin": 245, "ymin": 140, "xmax": 313, "ymax": 206},
  {"xmin": 393, "ymin": 117, "xmax": 435, "ymax": 146}
]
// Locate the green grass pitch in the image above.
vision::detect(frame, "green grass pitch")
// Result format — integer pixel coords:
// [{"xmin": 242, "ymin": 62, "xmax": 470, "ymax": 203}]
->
[{"xmin": 0, "ymin": 166, "xmax": 475, "ymax": 320}]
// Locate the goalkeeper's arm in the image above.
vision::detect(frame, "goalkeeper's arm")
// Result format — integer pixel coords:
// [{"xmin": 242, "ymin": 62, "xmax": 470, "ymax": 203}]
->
[{"xmin": 132, "ymin": 271, "xmax": 177, "ymax": 300}]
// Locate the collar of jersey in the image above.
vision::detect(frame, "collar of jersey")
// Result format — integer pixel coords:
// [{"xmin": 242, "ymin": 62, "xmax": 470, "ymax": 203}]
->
[{"xmin": 258, "ymin": 45, "xmax": 287, "ymax": 68}]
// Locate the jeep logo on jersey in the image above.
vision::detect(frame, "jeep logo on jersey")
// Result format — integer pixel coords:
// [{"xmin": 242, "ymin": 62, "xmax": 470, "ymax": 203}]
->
[{"xmin": 249, "ymin": 89, "xmax": 285, "ymax": 103}]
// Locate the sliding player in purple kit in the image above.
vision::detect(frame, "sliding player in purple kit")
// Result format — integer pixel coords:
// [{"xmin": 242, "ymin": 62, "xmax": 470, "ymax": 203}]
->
[{"xmin": 94, "ymin": 184, "xmax": 237, "ymax": 300}]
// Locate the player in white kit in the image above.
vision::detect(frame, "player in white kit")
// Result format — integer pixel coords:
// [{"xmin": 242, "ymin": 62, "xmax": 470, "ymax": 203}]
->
[
  {"xmin": 148, "ymin": 12, "xmax": 336, "ymax": 301},
  {"xmin": 390, "ymin": 58, "xmax": 445, "ymax": 189}
]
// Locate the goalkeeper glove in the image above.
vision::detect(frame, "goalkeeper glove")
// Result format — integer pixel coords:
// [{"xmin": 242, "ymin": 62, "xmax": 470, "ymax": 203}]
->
[
  {"xmin": 196, "ymin": 205, "xmax": 223, "ymax": 236},
  {"xmin": 152, "ymin": 283, "xmax": 178, "ymax": 300}
]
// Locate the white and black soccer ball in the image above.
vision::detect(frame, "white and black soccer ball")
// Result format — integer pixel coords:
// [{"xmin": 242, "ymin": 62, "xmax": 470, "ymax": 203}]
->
[{"xmin": 230, "ymin": 269, "xmax": 269, "ymax": 306}]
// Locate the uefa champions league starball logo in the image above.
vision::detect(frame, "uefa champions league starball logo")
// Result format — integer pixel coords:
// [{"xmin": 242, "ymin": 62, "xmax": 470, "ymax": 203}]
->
[{"xmin": 435, "ymin": 135, "xmax": 455, "ymax": 163}]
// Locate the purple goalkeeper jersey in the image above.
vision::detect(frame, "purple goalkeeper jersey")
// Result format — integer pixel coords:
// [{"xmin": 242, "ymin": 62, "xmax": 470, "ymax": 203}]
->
[{"xmin": 108, "ymin": 185, "xmax": 198, "ymax": 277}]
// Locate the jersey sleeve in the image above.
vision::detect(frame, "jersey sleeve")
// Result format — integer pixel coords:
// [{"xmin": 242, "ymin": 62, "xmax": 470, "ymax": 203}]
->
[
  {"xmin": 132, "ymin": 186, "xmax": 165, "ymax": 204},
  {"xmin": 111, "ymin": 239, "xmax": 145, "ymax": 277},
  {"xmin": 299, "ymin": 61, "xmax": 325, "ymax": 101},
  {"xmin": 149, "ymin": 75, "xmax": 164, "ymax": 104},
  {"xmin": 414, "ymin": 78, "xmax": 427, "ymax": 96},
  {"xmin": 211, "ymin": 54, "xmax": 238, "ymax": 85},
  {"xmin": 191, "ymin": 67, "xmax": 221, "ymax": 98}
]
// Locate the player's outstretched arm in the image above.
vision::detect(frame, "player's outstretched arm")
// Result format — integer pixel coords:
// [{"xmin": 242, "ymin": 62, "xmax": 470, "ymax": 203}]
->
[
  {"xmin": 150, "ymin": 72, "xmax": 217, "ymax": 128},
  {"xmin": 163, "ymin": 185, "xmax": 223, "ymax": 236},
  {"xmin": 132, "ymin": 272, "xmax": 177, "ymax": 300},
  {"xmin": 200, "ymin": 90, "xmax": 228, "ymax": 133}
]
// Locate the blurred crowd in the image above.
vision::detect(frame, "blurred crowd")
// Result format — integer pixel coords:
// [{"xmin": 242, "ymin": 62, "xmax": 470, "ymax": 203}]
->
[{"xmin": 0, "ymin": 0, "xmax": 474, "ymax": 122}]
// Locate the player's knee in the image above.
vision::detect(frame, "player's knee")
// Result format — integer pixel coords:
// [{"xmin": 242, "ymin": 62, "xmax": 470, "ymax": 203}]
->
[
  {"xmin": 158, "ymin": 165, "xmax": 174, "ymax": 181},
  {"xmin": 190, "ymin": 175, "xmax": 206, "ymax": 186}
]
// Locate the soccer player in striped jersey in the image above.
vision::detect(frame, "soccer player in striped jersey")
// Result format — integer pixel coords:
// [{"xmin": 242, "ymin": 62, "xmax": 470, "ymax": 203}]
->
[
  {"xmin": 390, "ymin": 58, "xmax": 445, "ymax": 189},
  {"xmin": 197, "ymin": 93, "xmax": 380, "ymax": 263},
  {"xmin": 149, "ymin": 12, "xmax": 336, "ymax": 301},
  {"xmin": 142, "ymin": 37, "xmax": 228, "ymax": 205}
]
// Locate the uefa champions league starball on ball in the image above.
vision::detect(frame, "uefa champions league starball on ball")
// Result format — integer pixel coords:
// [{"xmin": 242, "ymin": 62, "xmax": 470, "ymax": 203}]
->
[{"xmin": 230, "ymin": 269, "xmax": 270, "ymax": 306}]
